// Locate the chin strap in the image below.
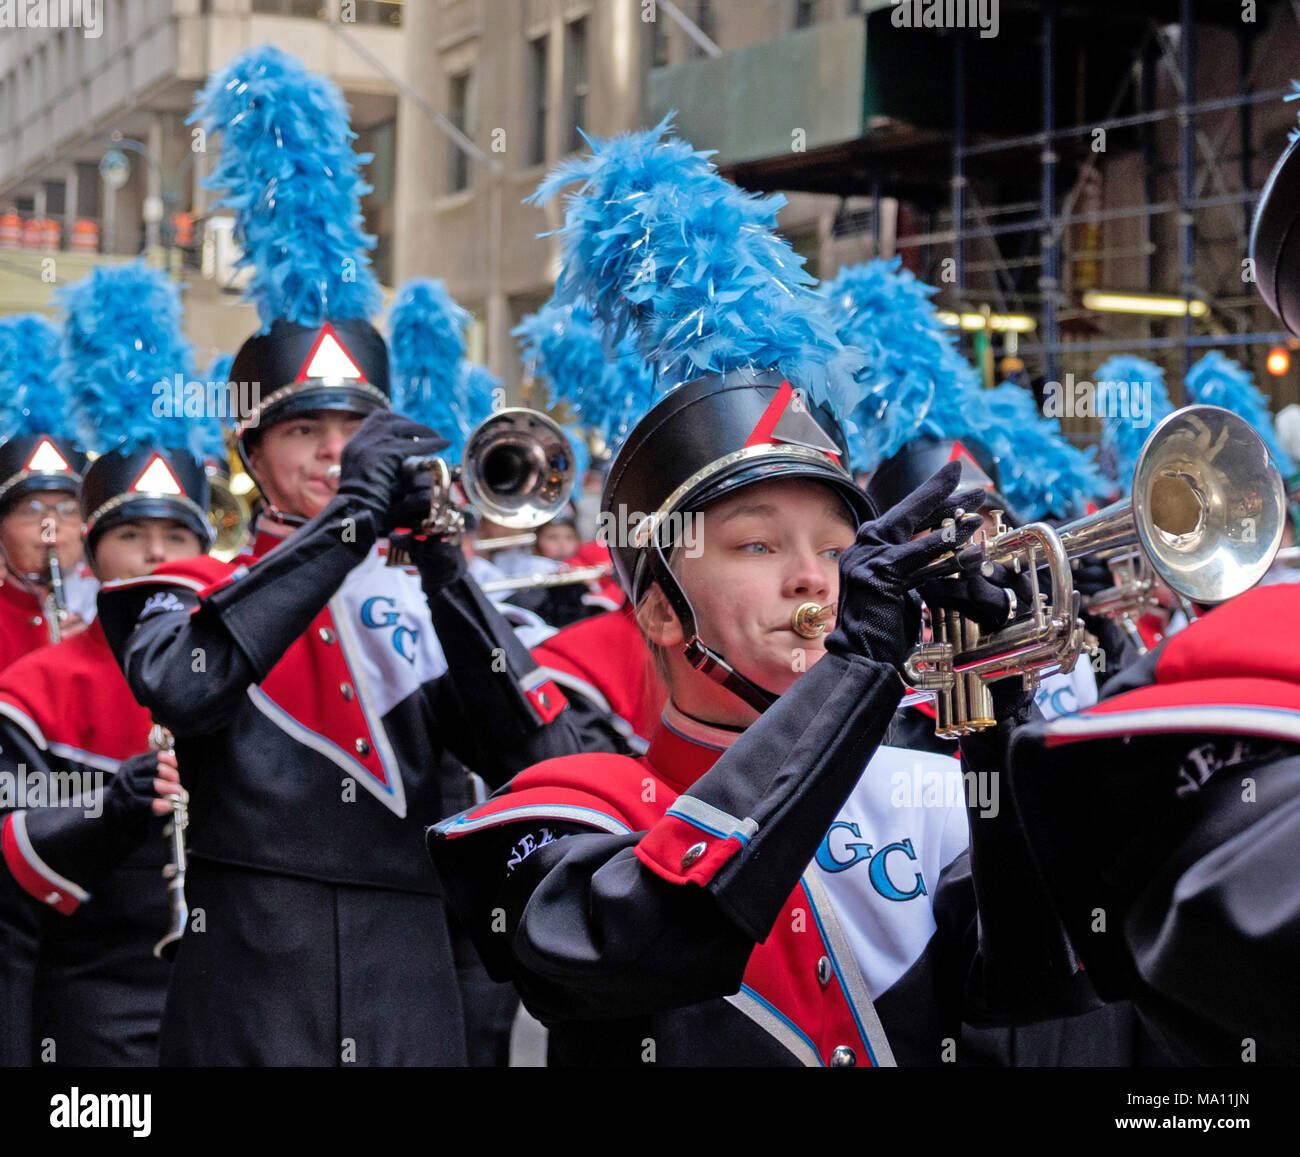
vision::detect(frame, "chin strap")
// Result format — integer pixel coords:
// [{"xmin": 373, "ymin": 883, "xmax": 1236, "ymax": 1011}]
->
[
  {"xmin": 254, "ymin": 502, "xmax": 309, "ymax": 534},
  {"xmin": 645, "ymin": 536, "xmax": 779, "ymax": 716}
]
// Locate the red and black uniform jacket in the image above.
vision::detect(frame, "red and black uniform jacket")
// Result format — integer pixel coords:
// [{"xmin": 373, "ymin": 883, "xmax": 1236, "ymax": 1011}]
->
[
  {"xmin": 430, "ymin": 648, "xmax": 1097, "ymax": 1066},
  {"xmin": 1008, "ymin": 584, "xmax": 1300, "ymax": 1065},
  {"xmin": 530, "ymin": 605, "xmax": 664, "ymax": 755},
  {"xmin": 0, "ymin": 565, "xmax": 98, "ymax": 673},
  {"xmin": 95, "ymin": 496, "xmax": 580, "ymax": 894},
  {"xmin": 0, "ymin": 619, "xmax": 164, "ymax": 915}
]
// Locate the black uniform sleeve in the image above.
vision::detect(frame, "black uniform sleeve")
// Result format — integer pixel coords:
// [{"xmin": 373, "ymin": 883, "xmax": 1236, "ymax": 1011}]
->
[
  {"xmin": 98, "ymin": 496, "xmax": 377, "ymax": 736},
  {"xmin": 0, "ymin": 720, "xmax": 154, "ymax": 908},
  {"xmin": 432, "ymin": 651, "xmax": 907, "ymax": 1020}
]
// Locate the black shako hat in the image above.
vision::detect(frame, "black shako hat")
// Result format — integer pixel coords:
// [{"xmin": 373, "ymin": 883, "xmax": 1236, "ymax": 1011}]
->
[
  {"xmin": 601, "ymin": 368, "xmax": 873, "ymax": 713},
  {"xmin": 1251, "ymin": 133, "xmax": 1300, "ymax": 337},
  {"xmin": 229, "ymin": 317, "xmax": 391, "ymax": 473},
  {"xmin": 0, "ymin": 434, "xmax": 87, "ymax": 516},
  {"xmin": 866, "ymin": 433, "xmax": 1023, "ymax": 527},
  {"xmin": 81, "ymin": 445, "xmax": 213, "ymax": 553}
]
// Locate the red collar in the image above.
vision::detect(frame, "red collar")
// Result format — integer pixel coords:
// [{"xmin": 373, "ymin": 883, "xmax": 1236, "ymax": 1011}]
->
[{"xmin": 644, "ymin": 703, "xmax": 742, "ymax": 795}]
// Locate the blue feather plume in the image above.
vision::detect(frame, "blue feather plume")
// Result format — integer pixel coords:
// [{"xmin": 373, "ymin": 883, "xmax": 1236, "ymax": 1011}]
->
[
  {"xmin": 513, "ymin": 302, "xmax": 657, "ymax": 450},
  {"xmin": 526, "ymin": 115, "xmax": 861, "ymax": 422},
  {"xmin": 387, "ymin": 279, "xmax": 498, "ymax": 460},
  {"xmin": 190, "ymin": 45, "xmax": 381, "ymax": 331},
  {"xmin": 1093, "ymin": 355, "xmax": 1174, "ymax": 494},
  {"xmin": 564, "ymin": 422, "xmax": 591, "ymax": 483},
  {"xmin": 56, "ymin": 261, "xmax": 197, "ymax": 456},
  {"xmin": 984, "ymin": 382, "xmax": 1105, "ymax": 519},
  {"xmin": 0, "ymin": 314, "xmax": 68, "ymax": 441},
  {"xmin": 818, "ymin": 258, "xmax": 1005, "ymax": 472},
  {"xmin": 1184, "ymin": 350, "xmax": 1297, "ymax": 477}
]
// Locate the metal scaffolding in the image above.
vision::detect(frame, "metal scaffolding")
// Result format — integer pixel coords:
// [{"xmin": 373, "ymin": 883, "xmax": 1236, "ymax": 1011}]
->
[{"xmin": 905, "ymin": 0, "xmax": 1297, "ymax": 396}]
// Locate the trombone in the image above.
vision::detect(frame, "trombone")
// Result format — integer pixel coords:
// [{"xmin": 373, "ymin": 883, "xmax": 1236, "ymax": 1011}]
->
[{"xmin": 897, "ymin": 405, "xmax": 1285, "ymax": 737}]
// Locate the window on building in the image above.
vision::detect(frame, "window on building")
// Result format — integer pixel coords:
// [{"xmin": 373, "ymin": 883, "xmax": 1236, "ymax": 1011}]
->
[
  {"xmin": 690, "ymin": 0, "xmax": 716, "ymax": 58},
  {"xmin": 76, "ymin": 162, "xmax": 102, "ymax": 218},
  {"xmin": 44, "ymin": 181, "xmax": 66, "ymax": 217},
  {"xmin": 527, "ymin": 34, "xmax": 548, "ymax": 167},
  {"xmin": 565, "ymin": 18, "xmax": 589, "ymax": 153},
  {"xmin": 359, "ymin": 119, "xmax": 396, "ymax": 206},
  {"xmin": 649, "ymin": 7, "xmax": 669, "ymax": 67},
  {"xmin": 448, "ymin": 70, "xmax": 473, "ymax": 193},
  {"xmin": 794, "ymin": 0, "xmax": 818, "ymax": 29}
]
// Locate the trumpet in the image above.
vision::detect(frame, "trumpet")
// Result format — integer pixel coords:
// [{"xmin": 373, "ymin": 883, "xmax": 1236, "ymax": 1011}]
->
[
  {"xmin": 901, "ymin": 405, "xmax": 1285, "ymax": 737},
  {"xmin": 148, "ymin": 721, "xmax": 188, "ymax": 961},
  {"xmin": 386, "ymin": 408, "xmax": 576, "ymax": 567}
]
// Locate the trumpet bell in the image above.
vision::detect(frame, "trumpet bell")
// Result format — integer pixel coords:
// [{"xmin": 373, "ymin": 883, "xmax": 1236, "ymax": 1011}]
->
[
  {"xmin": 461, "ymin": 408, "xmax": 576, "ymax": 531},
  {"xmin": 1132, "ymin": 405, "xmax": 1286, "ymax": 605}
]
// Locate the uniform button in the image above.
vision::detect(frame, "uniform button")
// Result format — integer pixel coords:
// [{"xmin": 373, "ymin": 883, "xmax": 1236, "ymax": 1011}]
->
[
  {"xmin": 340, "ymin": 682, "xmax": 354, "ymax": 701},
  {"xmin": 816, "ymin": 956, "xmax": 833, "ymax": 986},
  {"xmin": 45, "ymin": 891, "xmax": 61, "ymax": 905},
  {"xmin": 319, "ymin": 627, "xmax": 336, "ymax": 644},
  {"xmin": 537, "ymin": 691, "xmax": 551, "ymax": 710},
  {"xmin": 29, "ymin": 616, "xmax": 42, "ymax": 627},
  {"xmin": 680, "ymin": 842, "xmax": 707, "ymax": 869},
  {"xmin": 829, "ymin": 1045, "xmax": 857, "ymax": 1067},
  {"xmin": 355, "ymin": 738, "xmax": 370, "ymax": 757}
]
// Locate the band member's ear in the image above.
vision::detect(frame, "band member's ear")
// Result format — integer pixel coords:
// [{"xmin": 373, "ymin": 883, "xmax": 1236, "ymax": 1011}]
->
[{"xmin": 636, "ymin": 582, "xmax": 685, "ymax": 648}]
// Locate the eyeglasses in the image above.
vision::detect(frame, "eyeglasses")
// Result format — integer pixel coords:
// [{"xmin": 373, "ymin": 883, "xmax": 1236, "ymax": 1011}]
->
[{"xmin": 8, "ymin": 498, "xmax": 81, "ymax": 523}]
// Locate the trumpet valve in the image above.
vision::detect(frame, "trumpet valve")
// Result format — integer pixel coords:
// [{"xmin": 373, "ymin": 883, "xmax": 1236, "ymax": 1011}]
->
[{"xmin": 792, "ymin": 602, "xmax": 834, "ymax": 639}]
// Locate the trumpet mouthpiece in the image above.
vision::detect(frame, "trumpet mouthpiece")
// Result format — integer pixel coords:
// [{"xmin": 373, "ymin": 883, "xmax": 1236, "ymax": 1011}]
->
[{"xmin": 792, "ymin": 602, "xmax": 834, "ymax": 639}]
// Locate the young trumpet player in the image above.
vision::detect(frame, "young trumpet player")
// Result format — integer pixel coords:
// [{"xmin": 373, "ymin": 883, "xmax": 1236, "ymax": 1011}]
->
[
  {"xmin": 426, "ymin": 121, "xmax": 1098, "ymax": 1065},
  {"xmin": 0, "ymin": 264, "xmax": 208, "ymax": 1066},
  {"xmin": 0, "ymin": 314, "xmax": 98, "ymax": 671},
  {"xmin": 96, "ymin": 46, "xmax": 587, "ymax": 1066}
]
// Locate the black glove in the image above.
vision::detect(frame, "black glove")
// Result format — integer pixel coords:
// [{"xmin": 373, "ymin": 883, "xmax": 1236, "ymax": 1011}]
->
[
  {"xmin": 825, "ymin": 461, "xmax": 986, "ymax": 669},
  {"xmin": 918, "ymin": 561, "xmax": 1036, "ymax": 633},
  {"xmin": 1070, "ymin": 554, "xmax": 1115, "ymax": 600},
  {"xmin": 101, "ymin": 750, "xmax": 172, "ymax": 839},
  {"xmin": 337, "ymin": 411, "xmax": 450, "ymax": 534},
  {"xmin": 408, "ymin": 532, "xmax": 469, "ymax": 596}
]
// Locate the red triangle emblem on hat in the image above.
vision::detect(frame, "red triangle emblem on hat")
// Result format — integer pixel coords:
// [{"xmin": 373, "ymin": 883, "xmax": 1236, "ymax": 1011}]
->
[
  {"xmin": 947, "ymin": 441, "xmax": 995, "ymax": 490},
  {"xmin": 24, "ymin": 438, "xmax": 71, "ymax": 475},
  {"xmin": 743, "ymin": 381, "xmax": 841, "ymax": 463},
  {"xmin": 296, "ymin": 322, "xmax": 366, "ymax": 384},
  {"xmin": 131, "ymin": 453, "xmax": 184, "ymax": 497}
]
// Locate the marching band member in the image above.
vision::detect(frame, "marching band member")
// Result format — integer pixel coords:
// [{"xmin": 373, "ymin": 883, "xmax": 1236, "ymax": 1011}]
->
[
  {"xmin": 0, "ymin": 314, "xmax": 97, "ymax": 670},
  {"xmin": 0, "ymin": 264, "xmax": 211, "ymax": 1065},
  {"xmin": 96, "ymin": 46, "xmax": 579, "ymax": 1066},
  {"xmin": 428, "ymin": 121, "xmax": 1094, "ymax": 1066}
]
